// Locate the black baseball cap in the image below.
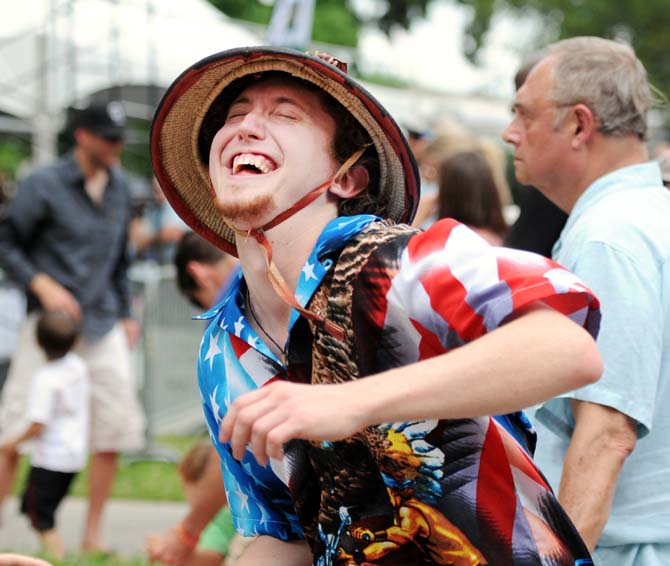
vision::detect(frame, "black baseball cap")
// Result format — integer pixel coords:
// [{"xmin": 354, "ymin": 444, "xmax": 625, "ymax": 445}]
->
[{"xmin": 74, "ymin": 101, "xmax": 127, "ymax": 141}]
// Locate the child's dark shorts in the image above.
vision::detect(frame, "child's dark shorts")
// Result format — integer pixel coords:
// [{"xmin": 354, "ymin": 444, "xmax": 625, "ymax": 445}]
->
[{"xmin": 20, "ymin": 466, "xmax": 77, "ymax": 532}]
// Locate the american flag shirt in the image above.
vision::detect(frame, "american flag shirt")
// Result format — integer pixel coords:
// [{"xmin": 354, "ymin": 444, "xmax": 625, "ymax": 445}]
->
[{"xmin": 197, "ymin": 216, "xmax": 599, "ymax": 566}]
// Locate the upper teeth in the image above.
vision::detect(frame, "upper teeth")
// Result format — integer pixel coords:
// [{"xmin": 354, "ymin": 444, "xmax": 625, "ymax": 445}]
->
[{"xmin": 232, "ymin": 154, "xmax": 274, "ymax": 174}]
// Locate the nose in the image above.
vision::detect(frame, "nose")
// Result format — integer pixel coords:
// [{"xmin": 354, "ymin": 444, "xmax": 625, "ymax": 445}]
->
[
  {"xmin": 236, "ymin": 111, "xmax": 265, "ymax": 141},
  {"xmin": 502, "ymin": 120, "xmax": 520, "ymax": 146}
]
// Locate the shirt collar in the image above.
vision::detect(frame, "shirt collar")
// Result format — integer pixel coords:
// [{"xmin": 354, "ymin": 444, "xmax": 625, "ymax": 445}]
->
[
  {"xmin": 61, "ymin": 151, "xmax": 85, "ymax": 185},
  {"xmin": 195, "ymin": 214, "xmax": 378, "ymax": 362},
  {"xmin": 61, "ymin": 150, "xmax": 122, "ymax": 188},
  {"xmin": 554, "ymin": 161, "xmax": 663, "ymax": 256},
  {"xmin": 195, "ymin": 214, "xmax": 378, "ymax": 320},
  {"xmin": 215, "ymin": 266, "xmax": 242, "ymax": 306}
]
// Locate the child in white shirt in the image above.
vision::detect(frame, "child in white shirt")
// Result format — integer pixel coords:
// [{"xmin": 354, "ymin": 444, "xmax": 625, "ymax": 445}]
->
[{"xmin": 0, "ymin": 311, "xmax": 89, "ymax": 559}]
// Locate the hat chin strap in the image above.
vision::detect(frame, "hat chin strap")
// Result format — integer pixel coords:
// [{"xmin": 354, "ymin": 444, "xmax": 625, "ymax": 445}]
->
[{"xmin": 225, "ymin": 147, "xmax": 367, "ymax": 342}]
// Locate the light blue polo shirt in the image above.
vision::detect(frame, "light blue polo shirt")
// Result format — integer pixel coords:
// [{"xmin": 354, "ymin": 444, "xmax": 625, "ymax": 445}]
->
[{"xmin": 532, "ymin": 162, "xmax": 670, "ymax": 563}]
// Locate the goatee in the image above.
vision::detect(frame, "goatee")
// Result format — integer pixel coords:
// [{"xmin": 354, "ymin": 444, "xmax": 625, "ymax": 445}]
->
[{"xmin": 214, "ymin": 191, "xmax": 276, "ymax": 225}]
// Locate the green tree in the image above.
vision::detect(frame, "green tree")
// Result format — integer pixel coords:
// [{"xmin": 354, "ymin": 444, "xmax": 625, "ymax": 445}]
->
[
  {"xmin": 206, "ymin": 0, "xmax": 670, "ymax": 101},
  {"xmin": 452, "ymin": 0, "xmax": 670, "ymax": 100},
  {"xmin": 206, "ymin": 0, "xmax": 359, "ymax": 47},
  {"xmin": 369, "ymin": 0, "xmax": 432, "ymax": 34},
  {"xmin": 0, "ymin": 138, "xmax": 31, "ymax": 178},
  {"xmin": 353, "ymin": 0, "xmax": 670, "ymax": 98},
  {"xmin": 205, "ymin": 0, "xmax": 435, "ymax": 48}
]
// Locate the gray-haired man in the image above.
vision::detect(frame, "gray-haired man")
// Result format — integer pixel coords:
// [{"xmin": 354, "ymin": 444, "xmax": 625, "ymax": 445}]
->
[{"xmin": 504, "ymin": 37, "xmax": 670, "ymax": 565}]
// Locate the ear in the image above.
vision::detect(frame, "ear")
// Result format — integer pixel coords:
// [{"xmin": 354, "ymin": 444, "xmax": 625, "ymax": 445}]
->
[
  {"xmin": 329, "ymin": 165, "xmax": 369, "ymax": 199},
  {"xmin": 73, "ymin": 128, "xmax": 87, "ymax": 146},
  {"xmin": 185, "ymin": 260, "xmax": 207, "ymax": 287},
  {"xmin": 570, "ymin": 104, "xmax": 596, "ymax": 149}
]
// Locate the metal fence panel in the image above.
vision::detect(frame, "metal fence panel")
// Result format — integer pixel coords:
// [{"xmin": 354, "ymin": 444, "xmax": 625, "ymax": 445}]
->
[
  {"xmin": 0, "ymin": 264, "xmax": 206, "ymax": 444},
  {"xmin": 131, "ymin": 263, "xmax": 206, "ymax": 438}
]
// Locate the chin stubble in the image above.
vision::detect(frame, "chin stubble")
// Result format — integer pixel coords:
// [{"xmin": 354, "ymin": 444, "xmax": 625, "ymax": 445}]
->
[{"xmin": 214, "ymin": 188, "xmax": 276, "ymax": 224}]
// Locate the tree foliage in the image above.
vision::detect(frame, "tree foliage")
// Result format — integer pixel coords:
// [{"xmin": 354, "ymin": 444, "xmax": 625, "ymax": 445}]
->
[
  {"xmin": 453, "ymin": 0, "xmax": 670, "ymax": 99},
  {"xmin": 206, "ymin": 0, "xmax": 359, "ymax": 47},
  {"xmin": 370, "ymin": 0, "xmax": 432, "ymax": 34},
  {"xmin": 205, "ymin": 0, "xmax": 435, "ymax": 48},
  {"xmin": 206, "ymin": 0, "xmax": 670, "ymax": 98}
]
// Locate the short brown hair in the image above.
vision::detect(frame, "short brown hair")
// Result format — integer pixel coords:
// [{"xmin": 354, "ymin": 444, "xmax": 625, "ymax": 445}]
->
[
  {"xmin": 178, "ymin": 441, "xmax": 213, "ymax": 484},
  {"xmin": 174, "ymin": 231, "xmax": 228, "ymax": 308},
  {"xmin": 36, "ymin": 311, "xmax": 80, "ymax": 360}
]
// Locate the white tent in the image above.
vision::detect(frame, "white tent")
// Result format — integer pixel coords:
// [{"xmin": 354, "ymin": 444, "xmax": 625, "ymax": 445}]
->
[
  {"xmin": 0, "ymin": 0, "xmax": 262, "ymax": 119},
  {"xmin": 0, "ymin": 0, "xmax": 513, "ymax": 159}
]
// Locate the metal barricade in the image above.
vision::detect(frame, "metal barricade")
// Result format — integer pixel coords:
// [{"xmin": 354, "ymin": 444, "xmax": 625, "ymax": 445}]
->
[
  {"xmin": 0, "ymin": 264, "xmax": 205, "ymax": 458},
  {"xmin": 130, "ymin": 262, "xmax": 207, "ymax": 447}
]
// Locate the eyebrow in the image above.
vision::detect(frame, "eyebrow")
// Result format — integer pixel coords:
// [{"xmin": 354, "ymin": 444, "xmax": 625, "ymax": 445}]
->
[
  {"xmin": 510, "ymin": 101, "xmax": 527, "ymax": 114},
  {"xmin": 228, "ymin": 95, "xmax": 308, "ymax": 113}
]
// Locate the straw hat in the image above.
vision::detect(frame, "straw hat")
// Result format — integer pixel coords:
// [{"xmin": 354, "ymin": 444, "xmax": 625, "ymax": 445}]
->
[{"xmin": 151, "ymin": 46, "xmax": 420, "ymax": 256}]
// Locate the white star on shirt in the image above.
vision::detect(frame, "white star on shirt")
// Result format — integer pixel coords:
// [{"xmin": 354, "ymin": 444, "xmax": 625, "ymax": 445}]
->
[
  {"xmin": 259, "ymin": 504, "xmax": 272, "ymax": 526},
  {"xmin": 205, "ymin": 332, "xmax": 222, "ymax": 369},
  {"xmin": 242, "ymin": 461, "xmax": 268, "ymax": 488},
  {"xmin": 302, "ymin": 261, "xmax": 316, "ymax": 281},
  {"xmin": 235, "ymin": 485, "xmax": 250, "ymax": 512},
  {"xmin": 242, "ymin": 461, "xmax": 255, "ymax": 478},
  {"xmin": 234, "ymin": 316, "xmax": 245, "ymax": 337},
  {"xmin": 209, "ymin": 385, "xmax": 221, "ymax": 424},
  {"xmin": 335, "ymin": 217, "xmax": 359, "ymax": 229}
]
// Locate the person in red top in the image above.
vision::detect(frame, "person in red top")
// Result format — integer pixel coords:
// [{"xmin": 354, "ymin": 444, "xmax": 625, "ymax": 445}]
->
[{"xmin": 151, "ymin": 47, "xmax": 602, "ymax": 565}]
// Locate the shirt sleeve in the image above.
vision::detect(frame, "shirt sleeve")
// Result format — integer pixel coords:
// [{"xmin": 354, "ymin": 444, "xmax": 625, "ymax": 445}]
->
[
  {"xmin": 399, "ymin": 219, "xmax": 600, "ymax": 345},
  {"xmin": 25, "ymin": 368, "xmax": 56, "ymax": 425},
  {"xmin": 538, "ymin": 240, "xmax": 661, "ymax": 438},
  {"xmin": 0, "ymin": 173, "xmax": 49, "ymax": 287},
  {"xmin": 197, "ymin": 328, "xmax": 304, "ymax": 541}
]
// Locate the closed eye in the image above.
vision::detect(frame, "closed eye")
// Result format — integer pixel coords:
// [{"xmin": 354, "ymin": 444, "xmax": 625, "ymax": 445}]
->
[
  {"xmin": 225, "ymin": 112, "xmax": 247, "ymax": 123},
  {"xmin": 273, "ymin": 105, "xmax": 300, "ymax": 120}
]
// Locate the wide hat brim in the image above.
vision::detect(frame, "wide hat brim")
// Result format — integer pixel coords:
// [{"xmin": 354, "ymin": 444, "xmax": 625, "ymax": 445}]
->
[{"xmin": 151, "ymin": 46, "xmax": 420, "ymax": 257}]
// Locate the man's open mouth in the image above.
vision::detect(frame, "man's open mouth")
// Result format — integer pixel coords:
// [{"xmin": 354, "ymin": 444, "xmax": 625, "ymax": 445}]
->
[{"xmin": 231, "ymin": 153, "xmax": 278, "ymax": 175}]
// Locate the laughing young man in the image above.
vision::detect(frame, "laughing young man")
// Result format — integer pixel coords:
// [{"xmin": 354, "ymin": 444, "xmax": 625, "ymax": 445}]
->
[{"xmin": 152, "ymin": 48, "xmax": 602, "ymax": 566}]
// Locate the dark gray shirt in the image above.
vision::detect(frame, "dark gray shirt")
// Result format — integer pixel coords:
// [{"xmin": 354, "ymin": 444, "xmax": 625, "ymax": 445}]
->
[{"xmin": 0, "ymin": 152, "xmax": 132, "ymax": 341}]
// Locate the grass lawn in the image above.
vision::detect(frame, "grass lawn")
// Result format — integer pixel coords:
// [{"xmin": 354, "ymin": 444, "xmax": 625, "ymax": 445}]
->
[
  {"xmin": 12, "ymin": 435, "xmax": 206, "ymax": 502},
  {"xmin": 6, "ymin": 435, "xmax": 208, "ymax": 565}
]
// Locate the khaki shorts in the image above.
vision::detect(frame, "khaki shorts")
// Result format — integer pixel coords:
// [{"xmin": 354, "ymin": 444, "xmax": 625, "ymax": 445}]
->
[{"xmin": 0, "ymin": 313, "xmax": 146, "ymax": 452}]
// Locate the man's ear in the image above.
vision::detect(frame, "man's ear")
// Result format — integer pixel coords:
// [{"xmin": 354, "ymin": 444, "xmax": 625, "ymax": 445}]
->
[
  {"xmin": 329, "ymin": 165, "xmax": 369, "ymax": 199},
  {"xmin": 73, "ymin": 128, "xmax": 88, "ymax": 146},
  {"xmin": 186, "ymin": 260, "xmax": 207, "ymax": 286},
  {"xmin": 571, "ymin": 103, "xmax": 595, "ymax": 148}
]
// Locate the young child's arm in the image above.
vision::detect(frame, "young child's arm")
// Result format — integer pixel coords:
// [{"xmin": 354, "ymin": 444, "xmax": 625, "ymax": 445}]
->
[{"xmin": 0, "ymin": 422, "xmax": 46, "ymax": 453}]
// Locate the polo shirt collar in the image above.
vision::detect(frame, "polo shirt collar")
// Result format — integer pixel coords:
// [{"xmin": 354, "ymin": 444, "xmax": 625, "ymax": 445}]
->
[{"xmin": 554, "ymin": 161, "xmax": 662, "ymax": 256}]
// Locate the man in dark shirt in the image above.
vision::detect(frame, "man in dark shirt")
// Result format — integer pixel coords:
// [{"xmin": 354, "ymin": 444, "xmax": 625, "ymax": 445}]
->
[{"xmin": 0, "ymin": 101, "xmax": 145, "ymax": 553}]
